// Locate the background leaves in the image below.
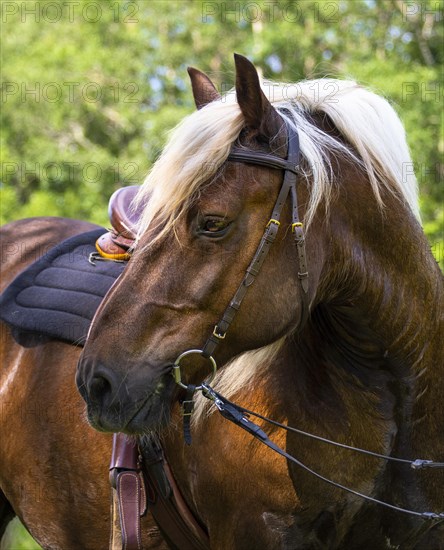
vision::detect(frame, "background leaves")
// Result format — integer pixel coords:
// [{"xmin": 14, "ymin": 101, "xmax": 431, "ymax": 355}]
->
[{"xmin": 1, "ymin": 1, "xmax": 442, "ymax": 268}]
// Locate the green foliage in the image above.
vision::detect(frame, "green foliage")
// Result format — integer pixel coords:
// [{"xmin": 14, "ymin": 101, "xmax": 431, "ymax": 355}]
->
[
  {"xmin": 2, "ymin": 519, "xmax": 42, "ymax": 550},
  {"xmin": 1, "ymin": 1, "xmax": 442, "ymax": 267}
]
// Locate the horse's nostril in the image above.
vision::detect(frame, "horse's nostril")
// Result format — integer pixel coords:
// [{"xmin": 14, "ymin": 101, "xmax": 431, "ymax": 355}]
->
[
  {"xmin": 88, "ymin": 374, "xmax": 111, "ymax": 399},
  {"xmin": 87, "ymin": 366, "xmax": 118, "ymax": 403}
]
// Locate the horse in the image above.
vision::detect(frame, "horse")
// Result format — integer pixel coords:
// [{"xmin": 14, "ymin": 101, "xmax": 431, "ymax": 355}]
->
[
  {"xmin": 1, "ymin": 53, "xmax": 442, "ymax": 549},
  {"xmin": 76, "ymin": 54, "xmax": 443, "ymax": 548},
  {"xmin": 0, "ymin": 218, "xmax": 169, "ymax": 549}
]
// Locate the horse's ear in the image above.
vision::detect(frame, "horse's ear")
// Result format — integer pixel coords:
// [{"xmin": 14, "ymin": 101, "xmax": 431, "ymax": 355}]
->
[
  {"xmin": 234, "ymin": 53, "xmax": 283, "ymax": 140},
  {"xmin": 187, "ymin": 67, "xmax": 221, "ymax": 109}
]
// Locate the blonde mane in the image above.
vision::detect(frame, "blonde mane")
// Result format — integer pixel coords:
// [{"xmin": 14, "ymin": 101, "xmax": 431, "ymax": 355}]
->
[
  {"xmin": 133, "ymin": 78, "xmax": 420, "ymax": 413},
  {"xmin": 134, "ymin": 78, "xmax": 419, "ymax": 244}
]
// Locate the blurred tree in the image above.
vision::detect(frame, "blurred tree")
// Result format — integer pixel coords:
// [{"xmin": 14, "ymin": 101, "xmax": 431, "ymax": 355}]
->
[{"xmin": 1, "ymin": 0, "xmax": 442, "ymax": 250}]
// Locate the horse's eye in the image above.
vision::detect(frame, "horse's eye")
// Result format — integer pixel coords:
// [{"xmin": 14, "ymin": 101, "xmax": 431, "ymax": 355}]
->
[{"xmin": 199, "ymin": 217, "xmax": 231, "ymax": 237}]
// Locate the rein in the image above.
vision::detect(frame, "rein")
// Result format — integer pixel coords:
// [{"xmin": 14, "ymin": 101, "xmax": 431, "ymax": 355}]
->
[{"xmin": 199, "ymin": 383, "xmax": 444, "ymax": 522}]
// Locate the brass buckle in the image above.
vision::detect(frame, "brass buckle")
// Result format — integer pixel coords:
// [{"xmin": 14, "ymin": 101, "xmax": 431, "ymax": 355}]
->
[
  {"xmin": 212, "ymin": 325, "xmax": 226, "ymax": 339},
  {"xmin": 291, "ymin": 222, "xmax": 303, "ymax": 232},
  {"xmin": 266, "ymin": 218, "xmax": 281, "ymax": 228}
]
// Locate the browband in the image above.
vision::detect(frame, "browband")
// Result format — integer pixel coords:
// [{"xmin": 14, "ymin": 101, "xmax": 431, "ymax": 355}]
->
[{"xmin": 227, "ymin": 147, "xmax": 299, "ymax": 174}]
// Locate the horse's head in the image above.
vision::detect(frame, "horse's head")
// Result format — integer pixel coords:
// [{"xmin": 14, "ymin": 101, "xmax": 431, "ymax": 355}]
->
[{"xmin": 76, "ymin": 55, "xmax": 321, "ymax": 433}]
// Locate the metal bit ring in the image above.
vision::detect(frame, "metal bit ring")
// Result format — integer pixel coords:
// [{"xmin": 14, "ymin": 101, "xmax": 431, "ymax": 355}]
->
[{"xmin": 172, "ymin": 349, "xmax": 217, "ymax": 390}]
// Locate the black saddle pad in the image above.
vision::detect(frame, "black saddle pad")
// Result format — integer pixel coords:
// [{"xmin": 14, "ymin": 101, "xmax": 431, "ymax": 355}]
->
[{"xmin": 0, "ymin": 228, "xmax": 126, "ymax": 347}]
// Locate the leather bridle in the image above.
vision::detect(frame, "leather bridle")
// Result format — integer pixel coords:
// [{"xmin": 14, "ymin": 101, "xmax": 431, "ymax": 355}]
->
[{"xmin": 172, "ymin": 120, "xmax": 309, "ymax": 389}]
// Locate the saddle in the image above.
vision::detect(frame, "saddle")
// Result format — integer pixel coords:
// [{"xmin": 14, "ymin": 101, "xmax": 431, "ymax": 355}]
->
[
  {"xmin": 0, "ymin": 186, "xmax": 142, "ymax": 347},
  {"xmin": 95, "ymin": 185, "xmax": 141, "ymax": 260}
]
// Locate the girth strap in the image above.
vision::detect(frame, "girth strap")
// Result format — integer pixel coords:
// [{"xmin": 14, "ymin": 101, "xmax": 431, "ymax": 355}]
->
[{"xmin": 141, "ymin": 437, "xmax": 210, "ymax": 550}]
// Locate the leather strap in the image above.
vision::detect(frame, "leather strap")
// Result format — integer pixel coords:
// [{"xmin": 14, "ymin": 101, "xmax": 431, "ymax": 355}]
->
[
  {"xmin": 110, "ymin": 434, "xmax": 146, "ymax": 550},
  {"xmin": 109, "ymin": 435, "xmax": 210, "ymax": 549},
  {"xmin": 202, "ymin": 123, "xmax": 309, "ymax": 359},
  {"xmin": 116, "ymin": 471, "xmax": 143, "ymax": 550},
  {"xmin": 202, "ymin": 384, "xmax": 444, "ymax": 523},
  {"xmin": 110, "ymin": 433, "xmax": 139, "ymax": 473},
  {"xmin": 141, "ymin": 438, "xmax": 210, "ymax": 550},
  {"xmin": 226, "ymin": 147, "xmax": 299, "ymax": 174},
  {"xmin": 181, "ymin": 384, "xmax": 197, "ymax": 445}
]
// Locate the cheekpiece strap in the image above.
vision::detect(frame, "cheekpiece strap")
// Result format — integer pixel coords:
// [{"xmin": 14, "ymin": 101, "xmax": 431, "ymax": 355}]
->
[{"xmin": 202, "ymin": 121, "xmax": 308, "ymax": 359}]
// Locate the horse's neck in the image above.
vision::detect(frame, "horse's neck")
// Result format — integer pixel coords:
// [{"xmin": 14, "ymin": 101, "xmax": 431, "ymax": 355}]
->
[
  {"xmin": 322, "ymin": 199, "xmax": 442, "ymax": 376},
  {"xmin": 312, "ymin": 207, "xmax": 444, "ymax": 500}
]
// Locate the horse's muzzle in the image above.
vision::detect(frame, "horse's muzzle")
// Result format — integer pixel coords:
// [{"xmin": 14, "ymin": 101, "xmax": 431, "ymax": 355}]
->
[{"xmin": 76, "ymin": 355, "xmax": 175, "ymax": 433}]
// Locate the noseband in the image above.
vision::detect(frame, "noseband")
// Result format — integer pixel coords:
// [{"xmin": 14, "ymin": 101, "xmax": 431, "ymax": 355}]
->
[{"xmin": 173, "ymin": 120, "xmax": 308, "ymax": 387}]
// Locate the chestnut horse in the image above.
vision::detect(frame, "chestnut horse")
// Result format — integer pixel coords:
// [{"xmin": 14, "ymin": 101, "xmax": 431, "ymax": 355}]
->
[
  {"xmin": 0, "ymin": 218, "xmax": 168, "ymax": 549},
  {"xmin": 1, "ymin": 54, "xmax": 443, "ymax": 549}
]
